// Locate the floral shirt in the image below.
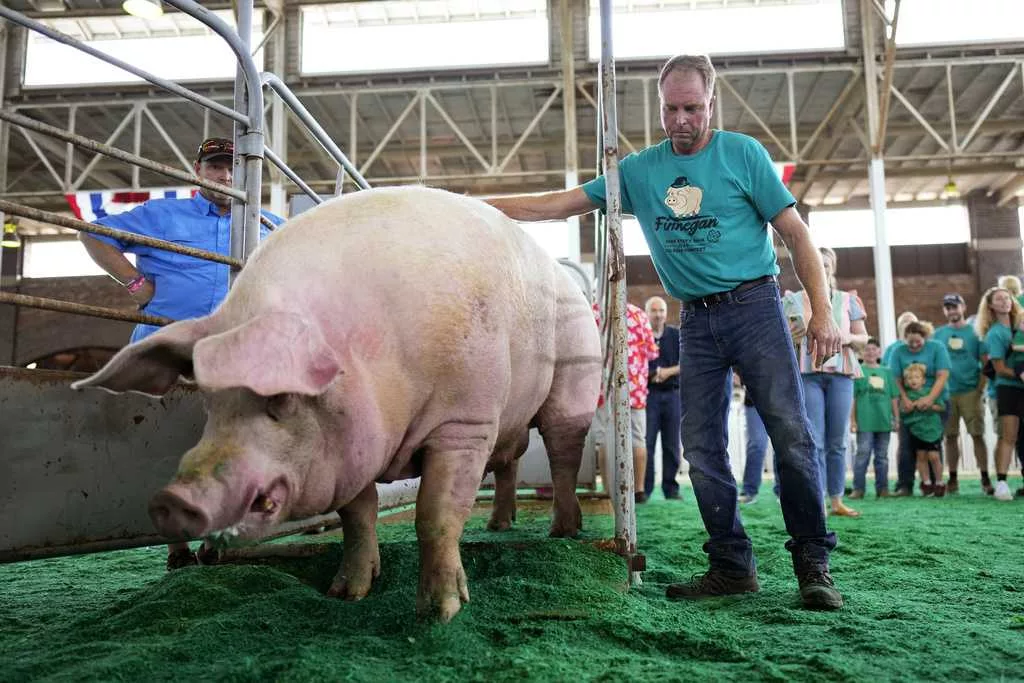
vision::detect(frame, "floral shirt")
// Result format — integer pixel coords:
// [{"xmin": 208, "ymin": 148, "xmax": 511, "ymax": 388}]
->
[{"xmin": 594, "ymin": 303, "xmax": 660, "ymax": 409}]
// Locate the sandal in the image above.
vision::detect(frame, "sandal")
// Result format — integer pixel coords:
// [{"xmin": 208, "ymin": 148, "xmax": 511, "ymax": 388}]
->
[{"xmin": 830, "ymin": 503, "xmax": 861, "ymax": 518}]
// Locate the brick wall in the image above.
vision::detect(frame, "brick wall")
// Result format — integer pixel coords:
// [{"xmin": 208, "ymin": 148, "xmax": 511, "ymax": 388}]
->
[{"xmin": 839, "ymin": 273, "xmax": 979, "ymax": 338}]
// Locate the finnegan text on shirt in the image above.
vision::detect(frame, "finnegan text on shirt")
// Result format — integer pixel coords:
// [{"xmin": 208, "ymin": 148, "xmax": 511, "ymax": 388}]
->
[{"xmin": 654, "ymin": 215, "xmax": 720, "ymax": 234}]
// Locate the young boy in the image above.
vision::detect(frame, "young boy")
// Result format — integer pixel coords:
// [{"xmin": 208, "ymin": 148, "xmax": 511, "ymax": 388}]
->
[
  {"xmin": 901, "ymin": 363, "xmax": 947, "ymax": 497},
  {"xmin": 850, "ymin": 338, "xmax": 900, "ymax": 498}
]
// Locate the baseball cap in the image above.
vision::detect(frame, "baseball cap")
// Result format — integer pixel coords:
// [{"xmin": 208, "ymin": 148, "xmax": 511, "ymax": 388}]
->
[
  {"xmin": 942, "ymin": 293, "xmax": 965, "ymax": 306},
  {"xmin": 195, "ymin": 137, "xmax": 234, "ymax": 163}
]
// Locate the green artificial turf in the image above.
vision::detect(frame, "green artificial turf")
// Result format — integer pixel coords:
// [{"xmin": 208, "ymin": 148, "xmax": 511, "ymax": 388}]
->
[{"xmin": 2, "ymin": 482, "xmax": 1023, "ymax": 682}]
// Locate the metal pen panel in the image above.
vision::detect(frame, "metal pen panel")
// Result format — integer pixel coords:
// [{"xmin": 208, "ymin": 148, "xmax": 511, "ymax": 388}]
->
[
  {"xmin": 261, "ymin": 72, "xmax": 370, "ymax": 191},
  {"xmin": 598, "ymin": 0, "xmax": 641, "ymax": 581},
  {"xmin": 0, "ymin": 7, "xmax": 248, "ymax": 127}
]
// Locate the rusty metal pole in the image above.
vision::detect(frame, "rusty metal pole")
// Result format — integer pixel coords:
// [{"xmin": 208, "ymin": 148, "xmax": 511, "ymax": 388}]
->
[{"xmin": 598, "ymin": 0, "xmax": 639, "ymax": 585}]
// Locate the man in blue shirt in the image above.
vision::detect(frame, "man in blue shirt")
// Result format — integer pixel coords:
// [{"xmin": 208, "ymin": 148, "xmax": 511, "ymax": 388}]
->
[
  {"xmin": 643, "ymin": 296, "xmax": 682, "ymax": 500},
  {"xmin": 79, "ymin": 137, "xmax": 283, "ymax": 343},
  {"xmin": 79, "ymin": 137, "xmax": 284, "ymax": 569},
  {"xmin": 932, "ymin": 293, "xmax": 987, "ymax": 494},
  {"xmin": 487, "ymin": 54, "xmax": 843, "ymax": 610}
]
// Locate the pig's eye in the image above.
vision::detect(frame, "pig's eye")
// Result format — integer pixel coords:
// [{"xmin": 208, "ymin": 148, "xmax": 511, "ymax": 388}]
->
[{"xmin": 265, "ymin": 394, "xmax": 295, "ymax": 422}]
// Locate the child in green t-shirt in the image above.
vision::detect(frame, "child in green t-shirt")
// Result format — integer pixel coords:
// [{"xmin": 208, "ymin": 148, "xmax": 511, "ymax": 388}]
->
[
  {"xmin": 850, "ymin": 338, "xmax": 899, "ymax": 498},
  {"xmin": 901, "ymin": 363, "xmax": 946, "ymax": 497}
]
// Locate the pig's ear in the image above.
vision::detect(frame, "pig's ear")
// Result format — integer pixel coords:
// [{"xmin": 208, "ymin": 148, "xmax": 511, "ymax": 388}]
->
[
  {"xmin": 71, "ymin": 318, "xmax": 211, "ymax": 397},
  {"xmin": 192, "ymin": 312, "xmax": 340, "ymax": 396}
]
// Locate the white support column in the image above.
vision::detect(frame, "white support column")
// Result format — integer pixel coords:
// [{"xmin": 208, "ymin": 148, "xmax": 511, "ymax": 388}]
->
[{"xmin": 860, "ymin": 0, "xmax": 897, "ymax": 348}]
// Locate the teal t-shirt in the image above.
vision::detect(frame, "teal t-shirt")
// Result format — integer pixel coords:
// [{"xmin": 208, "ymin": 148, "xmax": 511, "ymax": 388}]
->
[
  {"xmin": 854, "ymin": 364, "xmax": 899, "ymax": 432},
  {"xmin": 983, "ymin": 322, "xmax": 1024, "ymax": 389},
  {"xmin": 887, "ymin": 340, "xmax": 953, "ymax": 401},
  {"xmin": 902, "ymin": 387, "xmax": 945, "ymax": 443},
  {"xmin": 932, "ymin": 324, "xmax": 982, "ymax": 394},
  {"xmin": 981, "ymin": 337, "xmax": 998, "ymax": 398},
  {"xmin": 882, "ymin": 340, "xmax": 904, "ymax": 368},
  {"xmin": 581, "ymin": 132, "xmax": 794, "ymax": 301}
]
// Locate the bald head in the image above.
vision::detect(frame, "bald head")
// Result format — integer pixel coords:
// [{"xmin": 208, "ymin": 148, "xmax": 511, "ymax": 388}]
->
[{"xmin": 645, "ymin": 296, "xmax": 668, "ymax": 333}]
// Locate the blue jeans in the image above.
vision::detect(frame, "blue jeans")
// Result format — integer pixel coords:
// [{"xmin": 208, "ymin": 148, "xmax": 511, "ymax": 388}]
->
[
  {"xmin": 679, "ymin": 279, "xmax": 836, "ymax": 576},
  {"xmin": 853, "ymin": 431, "xmax": 891, "ymax": 493},
  {"xmin": 741, "ymin": 404, "xmax": 769, "ymax": 497},
  {"xmin": 645, "ymin": 388, "xmax": 682, "ymax": 497},
  {"xmin": 801, "ymin": 373, "xmax": 855, "ymax": 498}
]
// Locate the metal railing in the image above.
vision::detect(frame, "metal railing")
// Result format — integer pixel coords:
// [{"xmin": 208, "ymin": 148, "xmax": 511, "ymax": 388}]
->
[{"xmin": 0, "ymin": 0, "xmax": 368, "ymax": 327}]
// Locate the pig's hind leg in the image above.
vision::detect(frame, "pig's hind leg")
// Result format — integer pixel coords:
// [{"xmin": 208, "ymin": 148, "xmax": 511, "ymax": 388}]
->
[
  {"xmin": 486, "ymin": 431, "xmax": 530, "ymax": 532},
  {"xmin": 327, "ymin": 483, "xmax": 380, "ymax": 600},
  {"xmin": 535, "ymin": 359, "xmax": 601, "ymax": 538},
  {"xmin": 536, "ymin": 415, "xmax": 590, "ymax": 538}
]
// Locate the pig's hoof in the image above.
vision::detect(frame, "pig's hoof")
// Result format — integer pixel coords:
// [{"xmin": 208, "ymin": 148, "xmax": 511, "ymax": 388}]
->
[
  {"xmin": 548, "ymin": 522, "xmax": 582, "ymax": 538},
  {"xmin": 326, "ymin": 555, "xmax": 380, "ymax": 600},
  {"xmin": 417, "ymin": 594, "xmax": 466, "ymax": 623},
  {"xmin": 549, "ymin": 501, "xmax": 583, "ymax": 537},
  {"xmin": 417, "ymin": 568, "xmax": 469, "ymax": 622},
  {"xmin": 486, "ymin": 516, "xmax": 513, "ymax": 532}
]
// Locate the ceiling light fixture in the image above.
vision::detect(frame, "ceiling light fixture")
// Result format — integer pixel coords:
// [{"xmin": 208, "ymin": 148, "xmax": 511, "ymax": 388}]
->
[
  {"xmin": 941, "ymin": 176, "xmax": 960, "ymax": 200},
  {"xmin": 122, "ymin": 0, "xmax": 164, "ymax": 20},
  {"xmin": 1, "ymin": 223, "xmax": 21, "ymax": 249}
]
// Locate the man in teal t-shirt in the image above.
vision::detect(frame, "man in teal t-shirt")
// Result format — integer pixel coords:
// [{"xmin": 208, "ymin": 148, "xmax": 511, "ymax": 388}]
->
[
  {"xmin": 485, "ymin": 54, "xmax": 844, "ymax": 611},
  {"xmin": 932, "ymin": 293, "xmax": 986, "ymax": 493}
]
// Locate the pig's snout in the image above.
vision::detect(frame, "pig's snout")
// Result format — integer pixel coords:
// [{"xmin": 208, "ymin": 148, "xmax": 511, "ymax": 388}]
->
[{"xmin": 149, "ymin": 489, "xmax": 213, "ymax": 540}]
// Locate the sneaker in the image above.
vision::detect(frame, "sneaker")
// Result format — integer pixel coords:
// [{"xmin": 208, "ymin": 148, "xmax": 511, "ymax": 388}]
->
[
  {"xmin": 797, "ymin": 569, "xmax": 844, "ymax": 610},
  {"xmin": 848, "ymin": 489, "xmax": 865, "ymax": 500},
  {"xmin": 876, "ymin": 489, "xmax": 891, "ymax": 498},
  {"xmin": 920, "ymin": 483, "xmax": 934, "ymax": 497},
  {"xmin": 666, "ymin": 570, "xmax": 760, "ymax": 600},
  {"xmin": 932, "ymin": 482, "xmax": 947, "ymax": 498},
  {"xmin": 994, "ymin": 481, "xmax": 1014, "ymax": 501},
  {"xmin": 947, "ymin": 479, "xmax": 959, "ymax": 495},
  {"xmin": 893, "ymin": 487, "xmax": 912, "ymax": 497},
  {"xmin": 664, "ymin": 492, "xmax": 683, "ymax": 500},
  {"xmin": 738, "ymin": 494, "xmax": 758, "ymax": 504}
]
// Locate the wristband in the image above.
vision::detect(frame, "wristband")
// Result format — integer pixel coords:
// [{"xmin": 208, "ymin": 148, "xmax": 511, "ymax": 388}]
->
[{"xmin": 125, "ymin": 275, "xmax": 148, "ymax": 294}]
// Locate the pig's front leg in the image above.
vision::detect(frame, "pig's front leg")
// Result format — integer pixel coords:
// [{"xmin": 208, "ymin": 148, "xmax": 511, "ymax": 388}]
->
[
  {"xmin": 327, "ymin": 483, "xmax": 380, "ymax": 600},
  {"xmin": 415, "ymin": 433, "xmax": 491, "ymax": 622}
]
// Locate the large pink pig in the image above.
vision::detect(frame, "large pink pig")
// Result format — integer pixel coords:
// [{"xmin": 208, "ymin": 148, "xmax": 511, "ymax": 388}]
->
[{"xmin": 73, "ymin": 186, "xmax": 602, "ymax": 622}]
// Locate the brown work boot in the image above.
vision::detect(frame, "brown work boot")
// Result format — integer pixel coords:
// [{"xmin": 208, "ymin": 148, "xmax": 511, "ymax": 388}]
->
[
  {"xmin": 666, "ymin": 570, "xmax": 760, "ymax": 600},
  {"xmin": 946, "ymin": 479, "xmax": 959, "ymax": 494},
  {"xmin": 877, "ymin": 488, "xmax": 891, "ymax": 498},
  {"xmin": 932, "ymin": 482, "xmax": 947, "ymax": 498},
  {"xmin": 797, "ymin": 569, "xmax": 844, "ymax": 610}
]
